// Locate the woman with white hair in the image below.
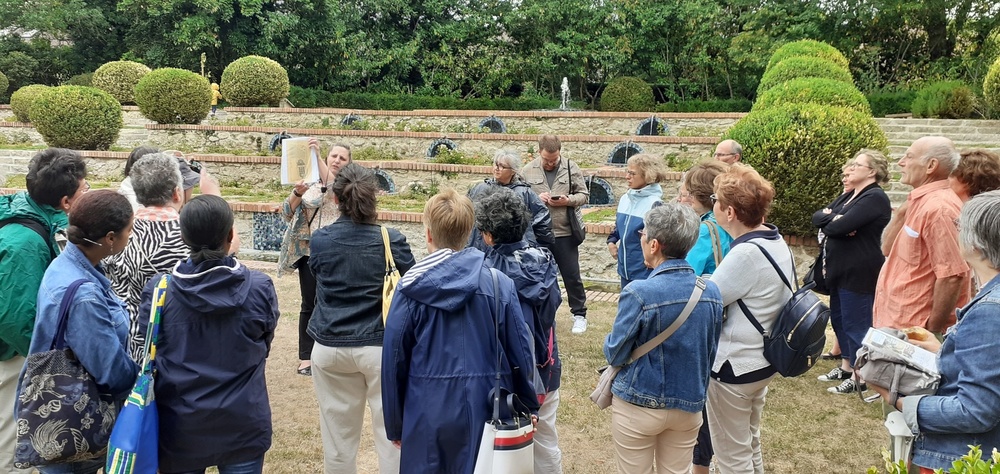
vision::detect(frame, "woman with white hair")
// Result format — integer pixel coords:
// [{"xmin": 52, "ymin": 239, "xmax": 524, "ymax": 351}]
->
[
  {"xmin": 467, "ymin": 149, "xmax": 554, "ymax": 251},
  {"xmin": 870, "ymin": 190, "xmax": 1000, "ymax": 472},
  {"xmin": 607, "ymin": 154, "xmax": 669, "ymax": 287}
]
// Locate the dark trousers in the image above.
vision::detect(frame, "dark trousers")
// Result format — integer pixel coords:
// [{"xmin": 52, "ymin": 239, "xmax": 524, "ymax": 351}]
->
[
  {"xmin": 829, "ymin": 287, "xmax": 874, "ymax": 367},
  {"xmin": 296, "ymin": 256, "xmax": 317, "ymax": 361},
  {"xmin": 549, "ymin": 236, "xmax": 587, "ymax": 318}
]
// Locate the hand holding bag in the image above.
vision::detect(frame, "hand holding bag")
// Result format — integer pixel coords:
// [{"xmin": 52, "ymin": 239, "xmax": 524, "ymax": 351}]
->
[
  {"xmin": 855, "ymin": 328, "xmax": 940, "ymax": 405},
  {"xmin": 381, "ymin": 226, "xmax": 401, "ymax": 324},
  {"xmin": 106, "ymin": 275, "xmax": 169, "ymax": 474},
  {"xmin": 590, "ymin": 278, "xmax": 706, "ymax": 409},
  {"xmin": 473, "ymin": 269, "xmax": 534, "ymax": 474},
  {"xmin": 15, "ymin": 280, "xmax": 117, "ymax": 468}
]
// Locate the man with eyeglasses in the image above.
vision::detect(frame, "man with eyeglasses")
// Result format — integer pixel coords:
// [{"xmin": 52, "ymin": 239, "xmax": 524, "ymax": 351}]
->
[
  {"xmin": 713, "ymin": 139, "xmax": 742, "ymax": 165},
  {"xmin": 467, "ymin": 149, "xmax": 554, "ymax": 251},
  {"xmin": 0, "ymin": 148, "xmax": 88, "ymax": 474},
  {"xmin": 523, "ymin": 135, "xmax": 591, "ymax": 334}
]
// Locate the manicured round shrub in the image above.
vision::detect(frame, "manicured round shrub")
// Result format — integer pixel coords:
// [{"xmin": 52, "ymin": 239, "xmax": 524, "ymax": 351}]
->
[
  {"xmin": 983, "ymin": 58, "xmax": 1000, "ymax": 112},
  {"xmin": 753, "ymin": 77, "xmax": 871, "ymax": 114},
  {"xmin": 92, "ymin": 60, "xmax": 151, "ymax": 105},
  {"xmin": 911, "ymin": 81, "xmax": 974, "ymax": 119},
  {"xmin": 64, "ymin": 72, "xmax": 94, "ymax": 86},
  {"xmin": 723, "ymin": 103, "xmax": 888, "ymax": 236},
  {"xmin": 757, "ymin": 57, "xmax": 854, "ymax": 96},
  {"xmin": 766, "ymin": 40, "xmax": 850, "ymax": 72},
  {"xmin": 134, "ymin": 68, "xmax": 212, "ymax": 124},
  {"xmin": 220, "ymin": 55, "xmax": 290, "ymax": 107},
  {"xmin": 10, "ymin": 84, "xmax": 50, "ymax": 122},
  {"xmin": 32, "ymin": 86, "xmax": 122, "ymax": 150},
  {"xmin": 599, "ymin": 76, "xmax": 655, "ymax": 112}
]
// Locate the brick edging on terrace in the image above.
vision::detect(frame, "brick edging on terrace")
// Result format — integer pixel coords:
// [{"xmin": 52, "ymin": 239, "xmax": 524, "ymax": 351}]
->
[
  {"xmin": 223, "ymin": 106, "xmax": 747, "ymax": 120},
  {"xmin": 143, "ymin": 123, "xmax": 720, "ymax": 144}
]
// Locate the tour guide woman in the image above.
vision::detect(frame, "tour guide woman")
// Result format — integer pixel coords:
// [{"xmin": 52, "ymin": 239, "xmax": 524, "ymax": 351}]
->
[{"xmin": 870, "ymin": 190, "xmax": 1000, "ymax": 472}]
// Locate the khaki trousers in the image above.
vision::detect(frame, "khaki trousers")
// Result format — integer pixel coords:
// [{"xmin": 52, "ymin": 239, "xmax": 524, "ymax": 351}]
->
[
  {"xmin": 706, "ymin": 376, "xmax": 776, "ymax": 474},
  {"xmin": 610, "ymin": 395, "xmax": 702, "ymax": 474},
  {"xmin": 0, "ymin": 356, "xmax": 32, "ymax": 474},
  {"xmin": 312, "ymin": 345, "xmax": 399, "ymax": 474},
  {"xmin": 534, "ymin": 390, "xmax": 563, "ymax": 473}
]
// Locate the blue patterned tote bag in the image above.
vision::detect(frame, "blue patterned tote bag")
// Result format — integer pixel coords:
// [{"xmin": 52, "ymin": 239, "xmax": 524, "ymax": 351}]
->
[
  {"xmin": 14, "ymin": 280, "xmax": 118, "ymax": 468},
  {"xmin": 106, "ymin": 275, "xmax": 169, "ymax": 474}
]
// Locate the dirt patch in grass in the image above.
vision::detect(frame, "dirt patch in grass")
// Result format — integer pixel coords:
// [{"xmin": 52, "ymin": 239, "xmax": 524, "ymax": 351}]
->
[{"xmin": 261, "ymin": 264, "xmax": 887, "ymax": 473}]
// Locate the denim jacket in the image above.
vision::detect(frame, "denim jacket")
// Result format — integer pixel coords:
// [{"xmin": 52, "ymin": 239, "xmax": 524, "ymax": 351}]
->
[
  {"xmin": 904, "ymin": 274, "xmax": 1000, "ymax": 470},
  {"xmin": 21, "ymin": 243, "xmax": 139, "ymax": 401},
  {"xmin": 603, "ymin": 259, "xmax": 724, "ymax": 412}
]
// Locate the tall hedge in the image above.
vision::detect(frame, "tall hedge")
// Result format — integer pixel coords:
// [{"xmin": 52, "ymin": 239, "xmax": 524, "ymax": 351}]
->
[
  {"xmin": 911, "ymin": 81, "xmax": 974, "ymax": 119},
  {"xmin": 134, "ymin": 68, "xmax": 212, "ymax": 124},
  {"xmin": 984, "ymin": 57, "xmax": 1000, "ymax": 112},
  {"xmin": 0, "ymin": 71, "xmax": 8, "ymax": 101},
  {"xmin": 220, "ymin": 55, "xmax": 290, "ymax": 107},
  {"xmin": 753, "ymin": 77, "xmax": 871, "ymax": 114},
  {"xmin": 92, "ymin": 60, "xmax": 151, "ymax": 105},
  {"xmin": 599, "ymin": 76, "xmax": 655, "ymax": 112},
  {"xmin": 757, "ymin": 57, "xmax": 854, "ymax": 96},
  {"xmin": 31, "ymin": 86, "xmax": 122, "ymax": 150},
  {"xmin": 10, "ymin": 84, "xmax": 50, "ymax": 122},
  {"xmin": 723, "ymin": 103, "xmax": 888, "ymax": 236},
  {"xmin": 766, "ymin": 40, "xmax": 851, "ymax": 72}
]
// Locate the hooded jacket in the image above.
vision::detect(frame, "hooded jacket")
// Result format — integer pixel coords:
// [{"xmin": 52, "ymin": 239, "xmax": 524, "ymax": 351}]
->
[
  {"xmin": 0, "ymin": 191, "xmax": 67, "ymax": 361},
  {"xmin": 484, "ymin": 241, "xmax": 562, "ymax": 392},
  {"xmin": 135, "ymin": 257, "xmax": 279, "ymax": 473},
  {"xmin": 382, "ymin": 248, "xmax": 539, "ymax": 474},
  {"xmin": 607, "ymin": 183, "xmax": 664, "ymax": 282},
  {"xmin": 467, "ymin": 178, "xmax": 555, "ymax": 250}
]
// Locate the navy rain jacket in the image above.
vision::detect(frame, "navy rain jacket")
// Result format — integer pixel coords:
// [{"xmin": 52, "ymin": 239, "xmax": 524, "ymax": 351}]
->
[{"xmin": 382, "ymin": 248, "xmax": 539, "ymax": 474}]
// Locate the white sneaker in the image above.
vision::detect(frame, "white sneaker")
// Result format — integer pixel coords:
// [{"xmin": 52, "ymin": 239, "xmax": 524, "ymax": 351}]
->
[{"xmin": 571, "ymin": 315, "xmax": 588, "ymax": 334}]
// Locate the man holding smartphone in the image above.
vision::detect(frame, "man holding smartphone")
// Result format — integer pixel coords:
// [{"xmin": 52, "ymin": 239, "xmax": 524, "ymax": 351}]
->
[{"xmin": 523, "ymin": 135, "xmax": 591, "ymax": 333}]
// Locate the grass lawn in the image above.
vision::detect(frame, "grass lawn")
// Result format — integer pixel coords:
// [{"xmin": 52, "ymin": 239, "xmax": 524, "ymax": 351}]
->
[{"xmin": 259, "ymin": 263, "xmax": 889, "ymax": 472}]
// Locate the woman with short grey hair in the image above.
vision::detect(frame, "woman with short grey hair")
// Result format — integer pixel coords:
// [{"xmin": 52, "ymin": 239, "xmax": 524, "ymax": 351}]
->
[
  {"xmin": 603, "ymin": 203, "xmax": 724, "ymax": 474},
  {"xmin": 467, "ymin": 149, "xmax": 554, "ymax": 250},
  {"xmin": 869, "ymin": 190, "xmax": 1000, "ymax": 470}
]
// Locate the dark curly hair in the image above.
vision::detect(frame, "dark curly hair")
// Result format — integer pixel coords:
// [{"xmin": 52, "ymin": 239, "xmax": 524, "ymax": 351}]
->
[
  {"xmin": 953, "ymin": 149, "xmax": 1000, "ymax": 198},
  {"xmin": 26, "ymin": 148, "xmax": 87, "ymax": 208},
  {"xmin": 473, "ymin": 187, "xmax": 530, "ymax": 245}
]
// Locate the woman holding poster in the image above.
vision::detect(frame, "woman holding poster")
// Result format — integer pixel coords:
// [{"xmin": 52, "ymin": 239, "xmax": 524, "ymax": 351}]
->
[{"xmin": 278, "ymin": 138, "xmax": 351, "ymax": 376}]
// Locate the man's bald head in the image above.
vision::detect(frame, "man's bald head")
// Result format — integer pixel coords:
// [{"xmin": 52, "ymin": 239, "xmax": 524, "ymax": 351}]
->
[{"xmin": 714, "ymin": 140, "xmax": 742, "ymax": 165}]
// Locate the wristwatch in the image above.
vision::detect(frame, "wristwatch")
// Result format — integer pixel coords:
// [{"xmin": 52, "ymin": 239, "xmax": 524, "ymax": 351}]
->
[{"xmin": 293, "ymin": 189, "xmax": 303, "ymax": 197}]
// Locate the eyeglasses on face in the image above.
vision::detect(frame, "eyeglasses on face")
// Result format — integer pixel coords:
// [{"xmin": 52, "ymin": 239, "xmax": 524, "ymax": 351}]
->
[
  {"xmin": 626, "ymin": 170, "xmax": 638, "ymax": 177},
  {"xmin": 713, "ymin": 152, "xmax": 736, "ymax": 158},
  {"xmin": 493, "ymin": 163, "xmax": 513, "ymax": 171},
  {"xmin": 710, "ymin": 193, "xmax": 718, "ymax": 205}
]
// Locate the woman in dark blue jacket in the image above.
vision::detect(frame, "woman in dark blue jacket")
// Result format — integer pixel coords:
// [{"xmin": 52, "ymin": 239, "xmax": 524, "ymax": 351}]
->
[
  {"xmin": 308, "ymin": 163, "xmax": 415, "ymax": 473},
  {"xmin": 135, "ymin": 195, "xmax": 279, "ymax": 474},
  {"xmin": 382, "ymin": 189, "xmax": 538, "ymax": 474},
  {"xmin": 475, "ymin": 187, "xmax": 563, "ymax": 473},
  {"xmin": 607, "ymin": 154, "xmax": 668, "ymax": 287}
]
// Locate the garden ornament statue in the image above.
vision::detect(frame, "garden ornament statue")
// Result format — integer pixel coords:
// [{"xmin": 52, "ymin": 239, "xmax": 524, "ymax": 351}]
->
[{"xmin": 560, "ymin": 77, "xmax": 570, "ymax": 110}]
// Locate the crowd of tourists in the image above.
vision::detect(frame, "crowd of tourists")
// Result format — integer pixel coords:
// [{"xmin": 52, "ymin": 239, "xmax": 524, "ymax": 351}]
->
[{"xmin": 1, "ymin": 132, "xmax": 999, "ymax": 474}]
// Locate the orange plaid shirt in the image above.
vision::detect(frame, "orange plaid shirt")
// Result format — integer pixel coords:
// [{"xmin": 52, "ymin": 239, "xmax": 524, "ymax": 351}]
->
[{"xmin": 873, "ymin": 180, "xmax": 970, "ymax": 330}]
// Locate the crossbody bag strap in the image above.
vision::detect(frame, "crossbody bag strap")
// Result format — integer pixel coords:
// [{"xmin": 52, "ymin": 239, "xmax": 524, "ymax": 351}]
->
[
  {"xmin": 142, "ymin": 275, "xmax": 170, "ymax": 374},
  {"xmin": 50, "ymin": 279, "xmax": 89, "ymax": 351},
  {"xmin": 626, "ymin": 277, "xmax": 706, "ymax": 365},
  {"xmin": 381, "ymin": 226, "xmax": 396, "ymax": 275},
  {"xmin": 735, "ymin": 240, "xmax": 796, "ymax": 337},
  {"xmin": 489, "ymin": 268, "xmax": 502, "ymax": 423},
  {"xmin": 705, "ymin": 220, "xmax": 723, "ymax": 266}
]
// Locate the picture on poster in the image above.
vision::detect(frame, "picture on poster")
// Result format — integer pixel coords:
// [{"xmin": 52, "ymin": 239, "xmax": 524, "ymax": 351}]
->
[{"xmin": 281, "ymin": 137, "xmax": 320, "ymax": 185}]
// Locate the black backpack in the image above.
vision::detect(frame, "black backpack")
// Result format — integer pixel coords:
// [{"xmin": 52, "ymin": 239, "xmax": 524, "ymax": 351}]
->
[{"xmin": 736, "ymin": 241, "xmax": 830, "ymax": 377}]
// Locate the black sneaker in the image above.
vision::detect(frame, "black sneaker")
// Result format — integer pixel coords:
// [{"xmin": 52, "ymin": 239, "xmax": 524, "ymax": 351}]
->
[
  {"xmin": 817, "ymin": 367, "xmax": 852, "ymax": 382},
  {"xmin": 828, "ymin": 379, "xmax": 867, "ymax": 394}
]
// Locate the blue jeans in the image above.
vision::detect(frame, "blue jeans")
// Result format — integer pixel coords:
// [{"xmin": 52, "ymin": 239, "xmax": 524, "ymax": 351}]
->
[
  {"xmin": 164, "ymin": 455, "xmax": 265, "ymax": 474},
  {"xmin": 829, "ymin": 287, "xmax": 874, "ymax": 366}
]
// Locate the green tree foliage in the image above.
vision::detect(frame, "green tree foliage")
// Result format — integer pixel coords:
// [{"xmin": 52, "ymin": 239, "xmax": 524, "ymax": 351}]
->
[
  {"xmin": 599, "ymin": 77, "xmax": 655, "ymax": 112},
  {"xmin": 985, "ymin": 57, "xmax": 1000, "ymax": 112},
  {"xmin": 92, "ymin": 60, "xmax": 150, "ymax": 105},
  {"xmin": 911, "ymin": 80, "xmax": 975, "ymax": 119},
  {"xmin": 134, "ymin": 68, "xmax": 211, "ymax": 124},
  {"xmin": 724, "ymin": 103, "xmax": 888, "ymax": 236},
  {"xmin": 753, "ymin": 77, "xmax": 871, "ymax": 114},
  {"xmin": 0, "ymin": 51, "xmax": 38, "ymax": 92},
  {"xmin": 757, "ymin": 57, "xmax": 854, "ymax": 95},
  {"xmin": 63, "ymin": 72, "xmax": 93, "ymax": 86},
  {"xmin": 10, "ymin": 84, "xmax": 49, "ymax": 121},
  {"xmin": 31, "ymin": 86, "xmax": 122, "ymax": 150},
  {"xmin": 766, "ymin": 40, "xmax": 850, "ymax": 72},
  {"xmin": 0, "ymin": 70, "xmax": 7, "ymax": 100},
  {"xmin": 220, "ymin": 56, "xmax": 289, "ymax": 107}
]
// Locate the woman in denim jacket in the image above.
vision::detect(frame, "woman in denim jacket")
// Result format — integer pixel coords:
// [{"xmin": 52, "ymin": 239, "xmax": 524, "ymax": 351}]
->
[
  {"xmin": 603, "ymin": 203, "xmax": 724, "ymax": 474},
  {"xmin": 871, "ymin": 190, "xmax": 1000, "ymax": 472},
  {"xmin": 22, "ymin": 190, "xmax": 139, "ymax": 474}
]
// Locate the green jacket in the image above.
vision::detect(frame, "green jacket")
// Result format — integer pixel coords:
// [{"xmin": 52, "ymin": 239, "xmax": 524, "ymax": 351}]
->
[{"xmin": 0, "ymin": 191, "xmax": 67, "ymax": 360}]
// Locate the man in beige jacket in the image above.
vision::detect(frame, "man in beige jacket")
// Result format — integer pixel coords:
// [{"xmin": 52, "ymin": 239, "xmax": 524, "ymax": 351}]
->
[{"xmin": 523, "ymin": 135, "xmax": 591, "ymax": 333}]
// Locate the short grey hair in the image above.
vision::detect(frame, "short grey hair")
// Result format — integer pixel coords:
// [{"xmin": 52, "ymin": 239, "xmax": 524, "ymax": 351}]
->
[
  {"xmin": 493, "ymin": 149, "xmax": 522, "ymax": 173},
  {"xmin": 474, "ymin": 187, "xmax": 529, "ymax": 244},
  {"xmin": 959, "ymin": 189, "xmax": 1000, "ymax": 269},
  {"xmin": 922, "ymin": 142, "xmax": 961, "ymax": 174},
  {"xmin": 131, "ymin": 152, "xmax": 183, "ymax": 206},
  {"xmin": 730, "ymin": 140, "xmax": 743, "ymax": 157},
  {"xmin": 644, "ymin": 202, "xmax": 701, "ymax": 259}
]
